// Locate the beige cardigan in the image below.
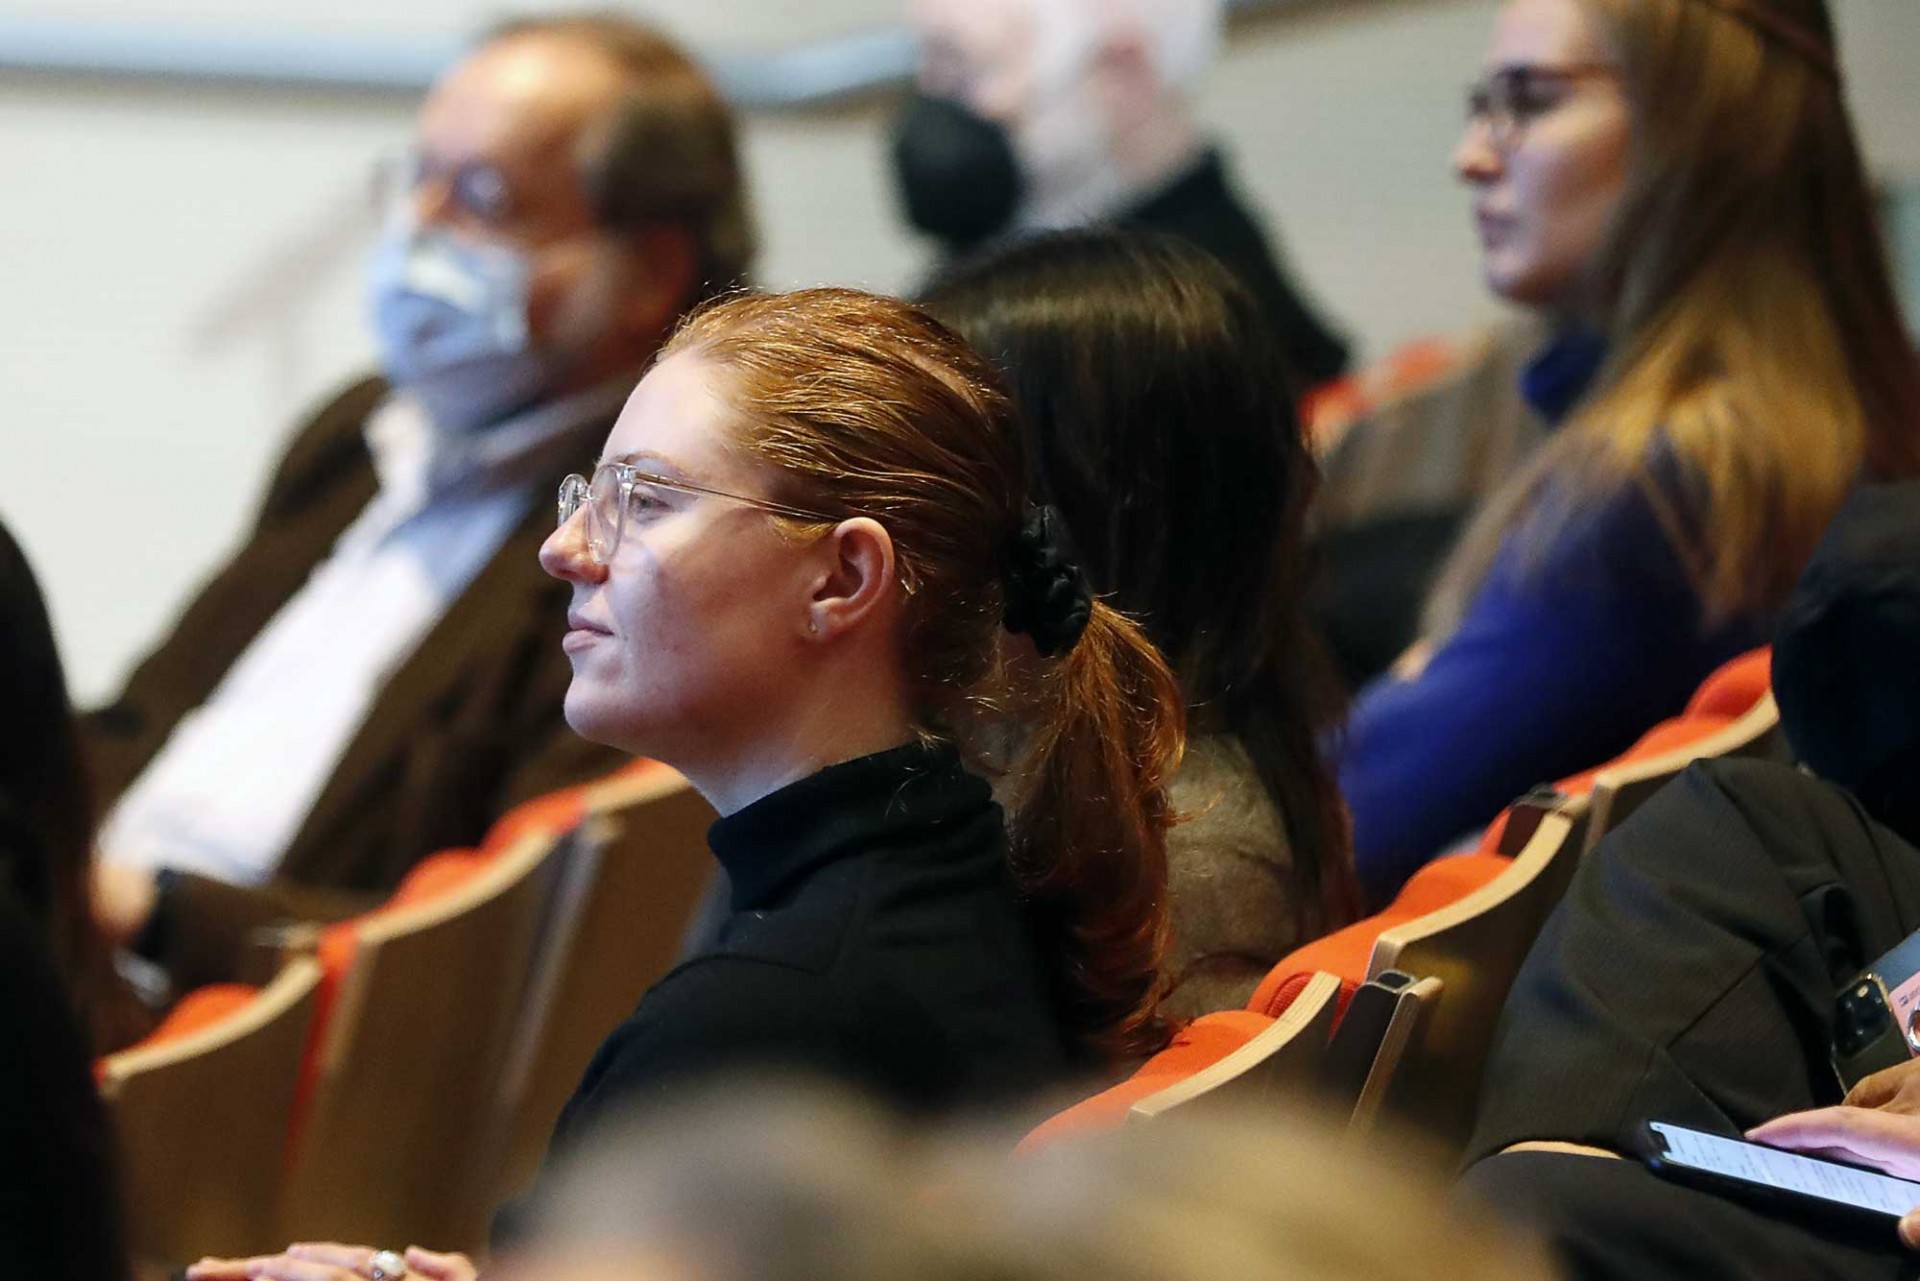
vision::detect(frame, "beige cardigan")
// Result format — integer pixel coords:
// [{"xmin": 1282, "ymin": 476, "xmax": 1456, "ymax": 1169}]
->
[{"xmin": 1161, "ymin": 736, "xmax": 1298, "ymax": 1021}]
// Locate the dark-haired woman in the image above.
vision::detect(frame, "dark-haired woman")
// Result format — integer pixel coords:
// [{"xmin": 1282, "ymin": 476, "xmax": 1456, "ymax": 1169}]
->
[
  {"xmin": 0, "ymin": 518, "xmax": 135, "ymax": 1280},
  {"xmin": 925, "ymin": 230, "xmax": 1359, "ymax": 1018},
  {"xmin": 192, "ymin": 288, "xmax": 1188, "ymax": 1281}
]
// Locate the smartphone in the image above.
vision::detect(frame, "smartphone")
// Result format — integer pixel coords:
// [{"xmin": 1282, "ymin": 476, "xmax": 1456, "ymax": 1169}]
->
[
  {"xmin": 1643, "ymin": 1120, "xmax": 1920, "ymax": 1226},
  {"xmin": 1833, "ymin": 926, "xmax": 1920, "ymax": 1092}
]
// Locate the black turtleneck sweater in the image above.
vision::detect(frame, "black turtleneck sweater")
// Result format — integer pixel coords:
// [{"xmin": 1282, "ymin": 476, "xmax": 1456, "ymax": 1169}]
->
[{"xmin": 545, "ymin": 743, "xmax": 1074, "ymax": 1151}]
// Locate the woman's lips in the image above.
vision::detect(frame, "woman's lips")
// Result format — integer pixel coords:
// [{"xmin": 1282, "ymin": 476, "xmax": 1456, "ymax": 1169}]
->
[
  {"xmin": 1475, "ymin": 209, "xmax": 1516, "ymax": 244},
  {"xmin": 563, "ymin": 613, "xmax": 611, "ymax": 652}
]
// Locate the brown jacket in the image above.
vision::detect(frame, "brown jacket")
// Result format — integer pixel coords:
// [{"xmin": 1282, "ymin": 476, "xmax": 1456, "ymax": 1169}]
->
[{"xmin": 87, "ymin": 376, "xmax": 627, "ymax": 989}]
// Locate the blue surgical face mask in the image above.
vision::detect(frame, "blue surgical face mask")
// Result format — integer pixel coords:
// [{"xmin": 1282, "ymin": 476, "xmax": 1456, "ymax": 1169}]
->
[{"xmin": 366, "ymin": 225, "xmax": 554, "ymax": 434}]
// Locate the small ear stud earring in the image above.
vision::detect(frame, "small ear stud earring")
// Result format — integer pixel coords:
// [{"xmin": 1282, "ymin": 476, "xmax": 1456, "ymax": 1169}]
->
[{"xmin": 807, "ymin": 619, "xmax": 819, "ymax": 635}]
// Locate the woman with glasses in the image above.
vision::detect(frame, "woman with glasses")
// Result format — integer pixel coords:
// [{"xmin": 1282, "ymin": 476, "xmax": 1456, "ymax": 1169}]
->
[
  {"xmin": 190, "ymin": 288, "xmax": 1185, "ymax": 1281},
  {"xmin": 1338, "ymin": 0, "xmax": 1920, "ymax": 904}
]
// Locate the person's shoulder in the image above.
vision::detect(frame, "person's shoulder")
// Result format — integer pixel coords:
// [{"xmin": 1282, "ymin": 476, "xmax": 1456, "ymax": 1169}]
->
[
  {"xmin": 1655, "ymin": 756, "xmax": 1889, "ymax": 857},
  {"xmin": 255, "ymin": 373, "xmax": 390, "ymax": 515},
  {"xmin": 1168, "ymin": 735, "xmax": 1291, "ymax": 869}
]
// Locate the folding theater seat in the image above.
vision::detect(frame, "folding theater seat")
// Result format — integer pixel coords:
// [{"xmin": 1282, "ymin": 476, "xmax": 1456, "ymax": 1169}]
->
[{"xmin": 1021, "ymin": 646, "xmax": 1782, "ymax": 1155}]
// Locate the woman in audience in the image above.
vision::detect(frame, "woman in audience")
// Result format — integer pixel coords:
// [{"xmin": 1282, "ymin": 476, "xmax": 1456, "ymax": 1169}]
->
[
  {"xmin": 924, "ymin": 230, "xmax": 1358, "ymax": 1018},
  {"xmin": 189, "ymin": 287, "xmax": 1186, "ymax": 1281},
  {"xmin": 1339, "ymin": 0, "xmax": 1920, "ymax": 902},
  {"xmin": 0, "ymin": 518, "xmax": 134, "ymax": 1280}
]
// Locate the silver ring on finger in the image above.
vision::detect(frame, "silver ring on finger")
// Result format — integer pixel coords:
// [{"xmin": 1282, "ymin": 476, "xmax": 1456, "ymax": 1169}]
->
[{"xmin": 366, "ymin": 1250, "xmax": 410, "ymax": 1281}]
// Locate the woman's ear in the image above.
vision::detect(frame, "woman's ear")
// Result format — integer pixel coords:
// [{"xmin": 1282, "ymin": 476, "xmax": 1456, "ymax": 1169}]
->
[{"xmin": 805, "ymin": 518, "xmax": 898, "ymax": 640}]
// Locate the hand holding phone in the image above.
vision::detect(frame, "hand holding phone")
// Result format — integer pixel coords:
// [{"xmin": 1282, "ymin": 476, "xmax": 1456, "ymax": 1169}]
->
[
  {"xmin": 1749, "ymin": 1104, "xmax": 1920, "ymax": 1185},
  {"xmin": 1643, "ymin": 1120, "xmax": 1920, "ymax": 1238}
]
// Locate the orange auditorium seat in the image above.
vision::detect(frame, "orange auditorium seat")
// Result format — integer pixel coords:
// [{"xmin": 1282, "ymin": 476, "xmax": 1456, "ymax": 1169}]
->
[{"xmin": 1020, "ymin": 646, "xmax": 1776, "ymax": 1148}]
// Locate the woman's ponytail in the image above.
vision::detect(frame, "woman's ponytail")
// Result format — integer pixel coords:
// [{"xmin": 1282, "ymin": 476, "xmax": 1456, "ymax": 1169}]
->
[
  {"xmin": 998, "ymin": 509, "xmax": 1185, "ymax": 1060},
  {"xmin": 1010, "ymin": 600, "xmax": 1185, "ymax": 1059}
]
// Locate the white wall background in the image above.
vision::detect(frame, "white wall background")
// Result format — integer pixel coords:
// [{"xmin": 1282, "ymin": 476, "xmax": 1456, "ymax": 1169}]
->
[{"xmin": 4, "ymin": 0, "xmax": 1918, "ymax": 702}]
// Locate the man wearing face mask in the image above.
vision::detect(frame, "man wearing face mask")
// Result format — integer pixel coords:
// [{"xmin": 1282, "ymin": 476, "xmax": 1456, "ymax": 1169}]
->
[
  {"xmin": 86, "ymin": 13, "xmax": 753, "ymax": 994},
  {"xmin": 893, "ymin": 0, "xmax": 1350, "ymax": 390}
]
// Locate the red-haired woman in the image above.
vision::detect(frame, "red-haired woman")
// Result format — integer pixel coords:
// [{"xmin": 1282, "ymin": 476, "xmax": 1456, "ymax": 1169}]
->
[{"xmin": 191, "ymin": 288, "xmax": 1186, "ymax": 1281}]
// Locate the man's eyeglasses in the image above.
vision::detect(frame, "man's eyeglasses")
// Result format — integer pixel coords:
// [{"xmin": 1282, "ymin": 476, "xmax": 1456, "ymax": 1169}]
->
[
  {"xmin": 1465, "ymin": 63, "xmax": 1619, "ymax": 149},
  {"xmin": 372, "ymin": 152, "xmax": 517, "ymax": 228},
  {"xmin": 556, "ymin": 462, "xmax": 838, "ymax": 564}
]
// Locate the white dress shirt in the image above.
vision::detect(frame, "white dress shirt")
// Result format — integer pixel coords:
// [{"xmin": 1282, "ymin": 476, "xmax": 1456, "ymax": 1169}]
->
[{"xmin": 100, "ymin": 381, "xmax": 628, "ymax": 885}]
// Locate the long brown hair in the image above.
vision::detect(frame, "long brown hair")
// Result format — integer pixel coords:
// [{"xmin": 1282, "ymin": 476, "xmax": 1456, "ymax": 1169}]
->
[
  {"xmin": 922, "ymin": 231, "xmax": 1359, "ymax": 944},
  {"xmin": 664, "ymin": 288, "xmax": 1186, "ymax": 1060},
  {"xmin": 1427, "ymin": 0, "xmax": 1920, "ymax": 637}
]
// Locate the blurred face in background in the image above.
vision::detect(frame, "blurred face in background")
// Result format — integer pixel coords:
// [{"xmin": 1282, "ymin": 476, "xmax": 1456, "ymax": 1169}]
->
[
  {"xmin": 899, "ymin": 0, "xmax": 1126, "ymax": 242},
  {"xmin": 372, "ymin": 33, "xmax": 683, "ymax": 429},
  {"xmin": 1454, "ymin": 0, "xmax": 1631, "ymax": 313},
  {"xmin": 916, "ymin": 0, "xmax": 1040, "ymax": 124}
]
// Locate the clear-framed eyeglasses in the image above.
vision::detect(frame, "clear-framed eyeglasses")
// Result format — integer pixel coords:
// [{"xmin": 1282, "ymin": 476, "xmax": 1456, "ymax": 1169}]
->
[
  {"xmin": 556, "ymin": 462, "xmax": 838, "ymax": 565},
  {"xmin": 1464, "ymin": 62, "xmax": 1620, "ymax": 150}
]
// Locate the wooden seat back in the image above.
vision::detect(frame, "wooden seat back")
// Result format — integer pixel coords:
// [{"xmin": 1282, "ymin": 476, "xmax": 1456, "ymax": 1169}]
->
[
  {"xmin": 1361, "ymin": 796, "xmax": 1590, "ymax": 1152},
  {"xmin": 1584, "ymin": 693, "xmax": 1784, "ymax": 853},
  {"xmin": 485, "ymin": 767, "xmax": 716, "ymax": 1205},
  {"xmin": 100, "ymin": 957, "xmax": 322, "ymax": 1262},
  {"xmin": 279, "ymin": 826, "xmax": 562, "ymax": 1251},
  {"xmin": 1127, "ymin": 972, "xmax": 1344, "ymax": 1122}
]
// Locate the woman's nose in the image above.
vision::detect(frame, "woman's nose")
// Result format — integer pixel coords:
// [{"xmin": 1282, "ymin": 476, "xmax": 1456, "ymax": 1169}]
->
[
  {"xmin": 1454, "ymin": 117, "xmax": 1504, "ymax": 186},
  {"xmin": 540, "ymin": 511, "xmax": 604, "ymax": 584}
]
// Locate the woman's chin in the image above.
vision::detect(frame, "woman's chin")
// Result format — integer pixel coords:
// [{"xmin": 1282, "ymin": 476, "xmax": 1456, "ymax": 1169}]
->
[{"xmin": 562, "ymin": 690, "xmax": 636, "ymax": 753}]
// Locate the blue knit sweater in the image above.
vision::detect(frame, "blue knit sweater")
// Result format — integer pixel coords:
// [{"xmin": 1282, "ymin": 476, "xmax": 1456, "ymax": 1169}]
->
[{"xmin": 1338, "ymin": 333, "xmax": 1769, "ymax": 907}]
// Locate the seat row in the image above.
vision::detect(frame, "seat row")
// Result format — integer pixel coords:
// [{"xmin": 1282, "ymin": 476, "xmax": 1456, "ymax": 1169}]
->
[
  {"xmin": 99, "ymin": 646, "xmax": 1781, "ymax": 1261},
  {"xmin": 97, "ymin": 763, "xmax": 717, "ymax": 1262},
  {"xmin": 1021, "ymin": 645, "xmax": 1783, "ymax": 1157}
]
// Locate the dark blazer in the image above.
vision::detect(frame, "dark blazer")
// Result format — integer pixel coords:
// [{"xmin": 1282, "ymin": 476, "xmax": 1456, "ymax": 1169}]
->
[{"xmin": 87, "ymin": 376, "xmax": 627, "ymax": 989}]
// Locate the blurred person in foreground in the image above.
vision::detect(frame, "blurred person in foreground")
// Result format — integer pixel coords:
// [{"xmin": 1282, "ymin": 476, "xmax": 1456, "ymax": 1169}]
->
[
  {"xmin": 196, "ymin": 1081, "xmax": 1553, "ymax": 1281},
  {"xmin": 924, "ymin": 230, "xmax": 1359, "ymax": 1018},
  {"xmin": 88, "ymin": 13, "xmax": 752, "ymax": 994},
  {"xmin": 504, "ymin": 1082, "xmax": 1554, "ymax": 1281},
  {"xmin": 0, "ymin": 519, "xmax": 134, "ymax": 1280},
  {"xmin": 1338, "ymin": 0, "xmax": 1920, "ymax": 906},
  {"xmin": 893, "ymin": 0, "xmax": 1350, "ymax": 390},
  {"xmin": 188, "ymin": 286, "xmax": 1186, "ymax": 1278},
  {"xmin": 1462, "ymin": 480, "xmax": 1920, "ymax": 1278}
]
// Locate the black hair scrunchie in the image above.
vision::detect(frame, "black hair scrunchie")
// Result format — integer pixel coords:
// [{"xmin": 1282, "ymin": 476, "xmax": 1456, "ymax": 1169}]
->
[{"xmin": 1001, "ymin": 504, "xmax": 1093, "ymax": 658}]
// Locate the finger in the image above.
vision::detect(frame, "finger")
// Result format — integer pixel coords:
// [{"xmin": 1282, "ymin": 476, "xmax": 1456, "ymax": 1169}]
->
[
  {"xmin": 286, "ymin": 1244, "xmax": 377, "ymax": 1270},
  {"xmin": 246, "ymin": 1260, "xmax": 362, "ymax": 1281},
  {"xmin": 1750, "ymin": 1108, "xmax": 1920, "ymax": 1177},
  {"xmin": 1846, "ymin": 1062, "xmax": 1915, "ymax": 1110},
  {"xmin": 404, "ymin": 1247, "xmax": 476, "ymax": 1281},
  {"xmin": 1901, "ymin": 1209, "xmax": 1920, "ymax": 1252},
  {"xmin": 185, "ymin": 1261, "xmax": 265, "ymax": 1280},
  {"xmin": 1750, "ymin": 1107, "xmax": 1861, "ymax": 1146}
]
